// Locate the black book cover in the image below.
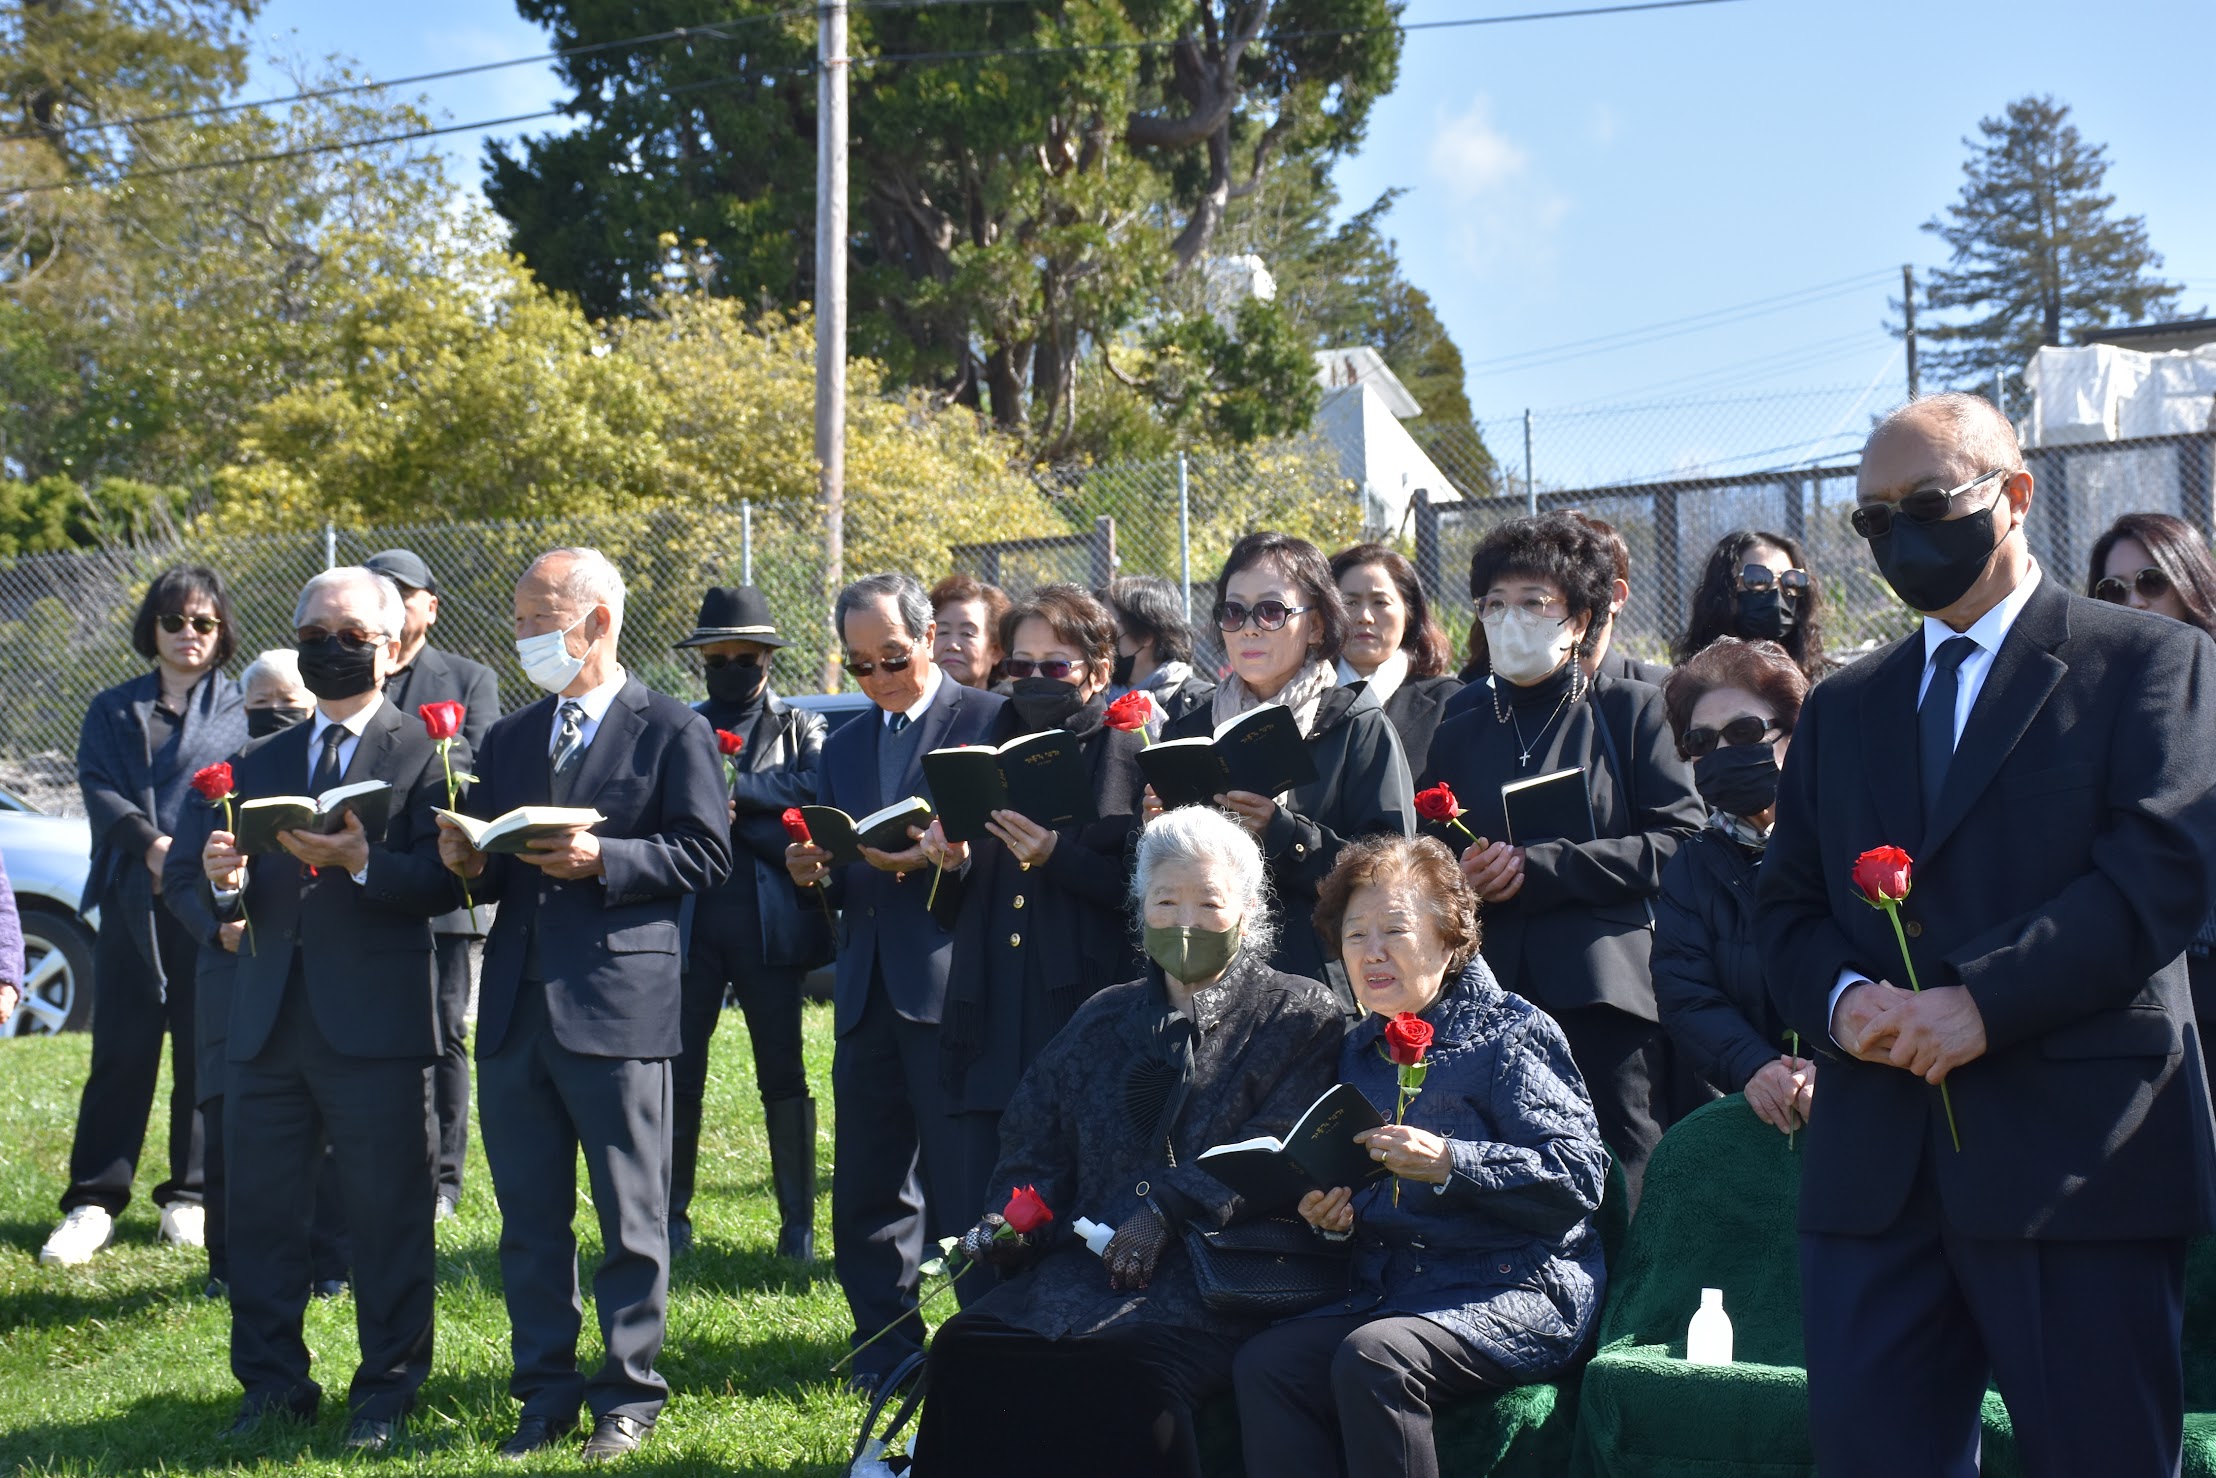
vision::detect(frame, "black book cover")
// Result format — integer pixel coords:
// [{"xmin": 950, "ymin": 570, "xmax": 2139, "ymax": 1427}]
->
[
  {"xmin": 1501, "ymin": 766, "xmax": 1596, "ymax": 846},
  {"xmin": 922, "ymin": 730, "xmax": 1098, "ymax": 844},
  {"xmin": 1196, "ymin": 1083, "xmax": 1389, "ymax": 1213},
  {"xmin": 234, "ymin": 780, "xmax": 394, "ymax": 857},
  {"xmin": 800, "ymin": 797, "xmax": 934, "ymax": 869},
  {"xmin": 1137, "ymin": 704, "xmax": 1318, "ymax": 810}
]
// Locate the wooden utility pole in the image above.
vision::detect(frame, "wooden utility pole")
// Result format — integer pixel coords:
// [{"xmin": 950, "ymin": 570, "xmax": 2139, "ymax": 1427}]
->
[
  {"xmin": 815, "ymin": 0, "xmax": 849, "ymax": 690},
  {"xmin": 1902, "ymin": 263, "xmax": 1919, "ymax": 400}
]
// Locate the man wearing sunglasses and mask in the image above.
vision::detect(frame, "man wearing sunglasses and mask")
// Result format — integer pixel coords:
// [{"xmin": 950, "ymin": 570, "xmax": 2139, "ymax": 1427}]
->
[
  {"xmin": 784, "ymin": 571, "xmax": 1005, "ymax": 1398},
  {"xmin": 668, "ymin": 586, "xmax": 829, "ymax": 1265},
  {"xmin": 198, "ymin": 567, "xmax": 468, "ymax": 1451},
  {"xmin": 1759, "ymin": 393, "xmax": 2216, "ymax": 1478},
  {"xmin": 364, "ymin": 548, "xmax": 504, "ymax": 1224}
]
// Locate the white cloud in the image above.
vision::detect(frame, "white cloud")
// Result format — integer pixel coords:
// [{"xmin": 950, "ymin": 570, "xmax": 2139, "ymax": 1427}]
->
[
  {"xmin": 1427, "ymin": 99, "xmax": 1529, "ymax": 201},
  {"xmin": 1423, "ymin": 96, "xmax": 1571, "ymax": 278},
  {"xmin": 1589, "ymin": 104, "xmax": 1618, "ymax": 147}
]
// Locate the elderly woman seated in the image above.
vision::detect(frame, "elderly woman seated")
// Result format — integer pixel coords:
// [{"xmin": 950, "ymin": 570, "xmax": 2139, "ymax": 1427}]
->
[
  {"xmin": 909, "ymin": 805, "xmax": 1346, "ymax": 1478},
  {"xmin": 1232, "ymin": 834, "xmax": 1610, "ymax": 1478}
]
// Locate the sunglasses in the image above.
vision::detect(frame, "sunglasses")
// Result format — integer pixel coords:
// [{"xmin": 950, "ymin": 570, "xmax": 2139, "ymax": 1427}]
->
[
  {"xmin": 294, "ymin": 625, "xmax": 382, "ymax": 650},
  {"xmin": 2094, "ymin": 567, "xmax": 2172, "ymax": 604},
  {"xmin": 1216, "ymin": 599, "xmax": 1311, "ymax": 633},
  {"xmin": 1680, "ymin": 715, "xmax": 1786, "ymax": 759},
  {"xmin": 701, "ymin": 653, "xmax": 763, "ymax": 670},
  {"xmin": 842, "ymin": 649, "xmax": 916, "ymax": 679},
  {"xmin": 158, "ymin": 614, "xmax": 223, "ymax": 636},
  {"xmin": 1002, "ymin": 658, "xmax": 1081, "ymax": 680},
  {"xmin": 1737, "ymin": 566, "xmax": 1811, "ymax": 596},
  {"xmin": 1850, "ymin": 466, "xmax": 2010, "ymax": 540}
]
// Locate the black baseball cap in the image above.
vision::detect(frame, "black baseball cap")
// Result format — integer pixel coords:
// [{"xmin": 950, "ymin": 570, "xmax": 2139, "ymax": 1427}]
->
[{"xmin": 365, "ymin": 549, "xmax": 436, "ymax": 595}]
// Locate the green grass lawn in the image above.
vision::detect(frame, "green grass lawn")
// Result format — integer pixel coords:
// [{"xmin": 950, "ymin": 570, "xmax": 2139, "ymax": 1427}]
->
[{"xmin": 0, "ymin": 1002, "xmax": 876, "ymax": 1476}]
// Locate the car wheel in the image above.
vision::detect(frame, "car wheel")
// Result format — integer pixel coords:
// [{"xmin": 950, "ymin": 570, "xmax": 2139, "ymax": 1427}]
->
[{"xmin": 9, "ymin": 905, "xmax": 96, "ymax": 1036}]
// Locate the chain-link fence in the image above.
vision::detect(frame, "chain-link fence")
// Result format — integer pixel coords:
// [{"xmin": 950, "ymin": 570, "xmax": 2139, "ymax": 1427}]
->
[{"xmin": 5, "ymin": 424, "xmax": 2209, "ymax": 814}]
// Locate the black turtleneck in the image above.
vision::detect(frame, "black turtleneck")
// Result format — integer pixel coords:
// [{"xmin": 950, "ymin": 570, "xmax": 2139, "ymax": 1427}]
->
[{"xmin": 698, "ymin": 688, "xmax": 771, "ymax": 743}]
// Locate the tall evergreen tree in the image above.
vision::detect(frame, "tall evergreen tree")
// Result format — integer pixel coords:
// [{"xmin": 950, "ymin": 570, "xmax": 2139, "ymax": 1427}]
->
[{"xmin": 1915, "ymin": 94, "xmax": 2184, "ymax": 394}]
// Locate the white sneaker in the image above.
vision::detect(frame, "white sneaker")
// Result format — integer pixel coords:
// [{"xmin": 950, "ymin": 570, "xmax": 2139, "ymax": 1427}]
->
[
  {"xmin": 158, "ymin": 1202, "xmax": 206, "ymax": 1249},
  {"xmin": 39, "ymin": 1206, "xmax": 115, "ymax": 1266}
]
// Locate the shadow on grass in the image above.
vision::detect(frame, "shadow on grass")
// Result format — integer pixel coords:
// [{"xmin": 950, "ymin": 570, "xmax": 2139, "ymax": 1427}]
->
[
  {"xmin": 672, "ymin": 1239, "xmax": 837, "ymax": 1301},
  {"xmin": 0, "ymin": 1387, "xmax": 483, "ymax": 1472}
]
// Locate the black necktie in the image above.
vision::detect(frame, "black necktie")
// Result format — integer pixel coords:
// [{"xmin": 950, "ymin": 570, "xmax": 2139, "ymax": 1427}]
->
[
  {"xmin": 310, "ymin": 723, "xmax": 348, "ymax": 797},
  {"xmin": 1919, "ymin": 636, "xmax": 1977, "ymax": 820},
  {"xmin": 887, "ymin": 712, "xmax": 910, "ymax": 736},
  {"xmin": 550, "ymin": 701, "xmax": 586, "ymax": 804}
]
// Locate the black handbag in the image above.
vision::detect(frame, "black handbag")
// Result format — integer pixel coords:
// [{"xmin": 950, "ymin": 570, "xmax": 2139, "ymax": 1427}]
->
[{"xmin": 1183, "ymin": 1215, "xmax": 1353, "ymax": 1318}]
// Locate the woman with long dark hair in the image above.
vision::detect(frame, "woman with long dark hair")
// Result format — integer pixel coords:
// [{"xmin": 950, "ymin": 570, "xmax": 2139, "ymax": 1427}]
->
[
  {"xmin": 1330, "ymin": 543, "xmax": 1462, "ymax": 778},
  {"xmin": 1672, "ymin": 529, "xmax": 1830, "ymax": 679},
  {"xmin": 41, "ymin": 566, "xmax": 247, "ymax": 1269}
]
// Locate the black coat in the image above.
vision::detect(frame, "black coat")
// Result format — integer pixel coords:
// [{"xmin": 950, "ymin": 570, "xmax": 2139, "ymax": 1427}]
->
[
  {"xmin": 1373, "ymin": 673, "xmax": 1461, "ymax": 781},
  {"xmin": 1162, "ymin": 685, "xmax": 1414, "ymax": 987},
  {"xmin": 688, "ymin": 692, "xmax": 832, "ymax": 972},
  {"xmin": 215, "ymin": 701, "xmax": 464, "ymax": 1061},
  {"xmin": 382, "ymin": 645, "xmax": 504, "ymax": 935},
  {"xmin": 470, "ymin": 676, "xmax": 734, "ymax": 1061},
  {"xmin": 1759, "ymin": 578, "xmax": 2216, "ymax": 1241},
  {"xmin": 1653, "ymin": 824, "xmax": 1787, "ymax": 1093},
  {"xmin": 942, "ymin": 703, "xmax": 1147, "ymax": 1114},
  {"xmin": 1419, "ymin": 670, "xmax": 1703, "ymax": 1020}
]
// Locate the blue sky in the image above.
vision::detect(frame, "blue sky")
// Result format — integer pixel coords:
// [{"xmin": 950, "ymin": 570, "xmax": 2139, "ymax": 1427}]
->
[{"xmin": 250, "ymin": 0, "xmax": 2216, "ymax": 484}]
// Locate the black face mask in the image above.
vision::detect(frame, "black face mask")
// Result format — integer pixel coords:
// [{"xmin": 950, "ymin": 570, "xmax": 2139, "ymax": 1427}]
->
[
  {"xmin": 247, "ymin": 705, "xmax": 311, "ymax": 739},
  {"xmin": 1871, "ymin": 506, "xmax": 2003, "ymax": 613},
  {"xmin": 1734, "ymin": 589, "xmax": 1798, "ymax": 642},
  {"xmin": 1693, "ymin": 744, "xmax": 1781, "ymax": 819},
  {"xmin": 1111, "ymin": 650, "xmax": 1138, "ymax": 687},
  {"xmin": 704, "ymin": 656, "xmax": 768, "ymax": 705},
  {"xmin": 295, "ymin": 636, "xmax": 381, "ymax": 701},
  {"xmin": 1009, "ymin": 677, "xmax": 1086, "ymax": 732}
]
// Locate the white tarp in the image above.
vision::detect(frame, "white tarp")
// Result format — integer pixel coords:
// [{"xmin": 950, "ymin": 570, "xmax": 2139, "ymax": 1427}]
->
[{"xmin": 2025, "ymin": 343, "xmax": 2216, "ymax": 445}]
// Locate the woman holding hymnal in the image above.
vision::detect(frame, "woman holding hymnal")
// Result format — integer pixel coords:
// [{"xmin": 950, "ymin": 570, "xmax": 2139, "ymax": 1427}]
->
[
  {"xmin": 1414, "ymin": 512, "xmax": 1703, "ymax": 1209},
  {"xmin": 1150, "ymin": 532, "xmax": 1415, "ymax": 999},
  {"xmin": 919, "ymin": 583, "xmax": 1150, "ymax": 1130}
]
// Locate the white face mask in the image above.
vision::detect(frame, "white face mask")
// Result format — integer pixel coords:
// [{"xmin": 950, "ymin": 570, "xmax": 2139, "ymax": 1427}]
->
[
  {"xmin": 1485, "ymin": 607, "xmax": 1577, "ymax": 685},
  {"xmin": 516, "ymin": 612, "xmax": 591, "ymax": 695}
]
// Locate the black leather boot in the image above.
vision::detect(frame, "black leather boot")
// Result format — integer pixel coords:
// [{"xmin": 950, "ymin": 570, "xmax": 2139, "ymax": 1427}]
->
[{"xmin": 764, "ymin": 1096, "xmax": 817, "ymax": 1261}]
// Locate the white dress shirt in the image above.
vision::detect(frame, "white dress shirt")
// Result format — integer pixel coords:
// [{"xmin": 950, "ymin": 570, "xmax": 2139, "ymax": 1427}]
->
[
  {"xmin": 548, "ymin": 668, "xmax": 629, "ymax": 757},
  {"xmin": 884, "ymin": 660, "xmax": 945, "ymax": 730},
  {"xmin": 1828, "ymin": 564, "xmax": 2045, "ymax": 1034}
]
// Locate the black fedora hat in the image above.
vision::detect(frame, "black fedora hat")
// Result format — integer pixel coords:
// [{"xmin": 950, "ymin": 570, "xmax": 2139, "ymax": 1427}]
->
[{"xmin": 673, "ymin": 586, "xmax": 791, "ymax": 650}]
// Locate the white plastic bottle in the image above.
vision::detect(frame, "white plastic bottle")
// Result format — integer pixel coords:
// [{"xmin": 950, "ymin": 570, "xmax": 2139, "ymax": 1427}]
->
[
  {"xmin": 1072, "ymin": 1217, "xmax": 1116, "ymax": 1257},
  {"xmin": 1686, "ymin": 1287, "xmax": 1734, "ymax": 1365}
]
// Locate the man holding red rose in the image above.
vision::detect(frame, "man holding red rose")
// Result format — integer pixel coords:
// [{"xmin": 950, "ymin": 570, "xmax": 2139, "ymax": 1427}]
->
[{"xmin": 1759, "ymin": 394, "xmax": 2216, "ymax": 1476}]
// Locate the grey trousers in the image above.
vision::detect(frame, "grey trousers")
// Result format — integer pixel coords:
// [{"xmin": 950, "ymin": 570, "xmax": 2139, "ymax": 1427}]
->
[{"xmin": 1232, "ymin": 1311, "xmax": 1508, "ymax": 1478}]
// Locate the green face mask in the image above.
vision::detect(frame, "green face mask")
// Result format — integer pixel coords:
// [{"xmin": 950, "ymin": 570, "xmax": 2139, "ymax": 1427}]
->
[{"xmin": 1144, "ymin": 922, "xmax": 1243, "ymax": 985}]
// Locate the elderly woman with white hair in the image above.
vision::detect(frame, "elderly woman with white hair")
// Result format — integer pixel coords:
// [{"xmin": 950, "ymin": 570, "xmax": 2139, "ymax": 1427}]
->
[{"xmin": 909, "ymin": 805, "xmax": 1346, "ymax": 1478}]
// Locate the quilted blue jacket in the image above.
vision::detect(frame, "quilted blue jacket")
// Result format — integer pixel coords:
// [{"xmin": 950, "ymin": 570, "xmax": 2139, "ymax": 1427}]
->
[{"xmin": 1303, "ymin": 956, "xmax": 1610, "ymax": 1379}]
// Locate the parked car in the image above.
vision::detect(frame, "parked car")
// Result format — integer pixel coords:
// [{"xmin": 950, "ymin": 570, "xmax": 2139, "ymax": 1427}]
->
[{"xmin": 0, "ymin": 786, "xmax": 96, "ymax": 1037}]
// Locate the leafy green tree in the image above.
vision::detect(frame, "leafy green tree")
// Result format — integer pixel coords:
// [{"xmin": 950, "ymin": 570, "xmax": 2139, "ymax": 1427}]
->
[{"xmin": 1914, "ymin": 94, "xmax": 2187, "ymax": 395}]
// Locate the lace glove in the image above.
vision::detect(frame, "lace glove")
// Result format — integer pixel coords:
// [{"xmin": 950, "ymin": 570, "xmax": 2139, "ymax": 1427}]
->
[
  {"xmin": 957, "ymin": 1212, "xmax": 1039, "ymax": 1274},
  {"xmin": 1103, "ymin": 1206, "xmax": 1170, "ymax": 1291}
]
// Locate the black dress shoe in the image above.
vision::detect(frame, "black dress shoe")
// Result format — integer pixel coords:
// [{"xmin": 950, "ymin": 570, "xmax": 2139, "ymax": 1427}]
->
[
  {"xmin": 343, "ymin": 1417, "xmax": 398, "ymax": 1453},
  {"xmin": 311, "ymin": 1277, "xmax": 348, "ymax": 1300},
  {"xmin": 226, "ymin": 1396, "xmax": 317, "ymax": 1440},
  {"xmin": 668, "ymin": 1218, "xmax": 693, "ymax": 1259},
  {"xmin": 202, "ymin": 1277, "xmax": 228, "ymax": 1300},
  {"xmin": 580, "ymin": 1414, "xmax": 652, "ymax": 1462},
  {"xmin": 844, "ymin": 1369, "xmax": 885, "ymax": 1400},
  {"xmin": 497, "ymin": 1415, "xmax": 577, "ymax": 1460}
]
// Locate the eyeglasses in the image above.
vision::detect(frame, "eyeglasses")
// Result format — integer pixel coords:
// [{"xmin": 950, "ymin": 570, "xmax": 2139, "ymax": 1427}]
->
[
  {"xmin": 842, "ymin": 649, "xmax": 916, "ymax": 679},
  {"xmin": 701, "ymin": 652, "xmax": 763, "ymax": 670},
  {"xmin": 1736, "ymin": 566, "xmax": 1811, "ymax": 596},
  {"xmin": 1216, "ymin": 600, "xmax": 1311, "ymax": 633},
  {"xmin": 2095, "ymin": 567, "xmax": 2172, "ymax": 604},
  {"xmin": 1478, "ymin": 595, "xmax": 1567, "ymax": 623},
  {"xmin": 1850, "ymin": 466, "xmax": 2011, "ymax": 540},
  {"xmin": 294, "ymin": 625, "xmax": 382, "ymax": 650},
  {"xmin": 1679, "ymin": 715, "xmax": 1786, "ymax": 759},
  {"xmin": 1001, "ymin": 658, "xmax": 1081, "ymax": 680},
  {"xmin": 158, "ymin": 614, "xmax": 223, "ymax": 636}
]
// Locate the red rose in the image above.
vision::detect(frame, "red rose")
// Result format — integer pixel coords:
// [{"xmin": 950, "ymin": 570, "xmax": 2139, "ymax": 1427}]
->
[
  {"xmin": 418, "ymin": 701, "xmax": 465, "ymax": 742},
  {"xmin": 1851, "ymin": 845, "xmax": 1914, "ymax": 906},
  {"xmin": 780, "ymin": 807, "xmax": 813, "ymax": 844},
  {"xmin": 1002, "ymin": 1184, "xmax": 1054, "ymax": 1236},
  {"xmin": 191, "ymin": 762, "xmax": 234, "ymax": 802},
  {"xmin": 1382, "ymin": 1012, "xmax": 1434, "ymax": 1067},
  {"xmin": 716, "ymin": 728, "xmax": 746, "ymax": 757},
  {"xmin": 1102, "ymin": 692, "xmax": 1153, "ymax": 733},
  {"xmin": 1412, "ymin": 782, "xmax": 1461, "ymax": 823}
]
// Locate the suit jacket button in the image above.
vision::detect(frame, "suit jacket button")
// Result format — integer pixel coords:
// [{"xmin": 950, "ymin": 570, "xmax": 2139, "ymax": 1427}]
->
[
  {"xmin": 1013, "ymin": 894, "xmax": 1026, "ymax": 909},
  {"xmin": 1009, "ymin": 932, "xmax": 1022, "ymax": 947},
  {"xmin": 1906, "ymin": 921, "xmax": 1923, "ymax": 938},
  {"xmin": 867, "ymin": 906, "xmax": 877, "ymax": 918}
]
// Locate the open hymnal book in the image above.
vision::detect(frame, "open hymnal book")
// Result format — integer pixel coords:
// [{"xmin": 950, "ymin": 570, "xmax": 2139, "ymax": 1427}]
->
[
  {"xmin": 235, "ymin": 781, "xmax": 393, "ymax": 857},
  {"xmin": 922, "ymin": 730, "xmax": 1096, "ymax": 843},
  {"xmin": 1136, "ymin": 703, "xmax": 1317, "ymax": 810},
  {"xmin": 435, "ymin": 806, "xmax": 606, "ymax": 855},
  {"xmin": 1195, "ymin": 1083, "xmax": 1389, "ymax": 1213},
  {"xmin": 799, "ymin": 797, "xmax": 935, "ymax": 869}
]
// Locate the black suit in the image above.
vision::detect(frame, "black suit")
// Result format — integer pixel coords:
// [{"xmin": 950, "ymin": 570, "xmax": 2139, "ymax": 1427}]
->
[
  {"xmin": 383, "ymin": 643, "xmax": 503, "ymax": 1207},
  {"xmin": 469, "ymin": 674, "xmax": 731, "ymax": 1428},
  {"xmin": 1759, "ymin": 576, "xmax": 2216, "ymax": 1474},
  {"xmin": 215, "ymin": 700, "xmax": 461, "ymax": 1422},
  {"xmin": 815, "ymin": 676, "xmax": 1006, "ymax": 1378}
]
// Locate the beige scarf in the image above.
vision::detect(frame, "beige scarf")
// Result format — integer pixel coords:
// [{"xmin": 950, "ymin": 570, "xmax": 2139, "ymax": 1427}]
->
[{"xmin": 1211, "ymin": 655, "xmax": 1339, "ymax": 739}]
